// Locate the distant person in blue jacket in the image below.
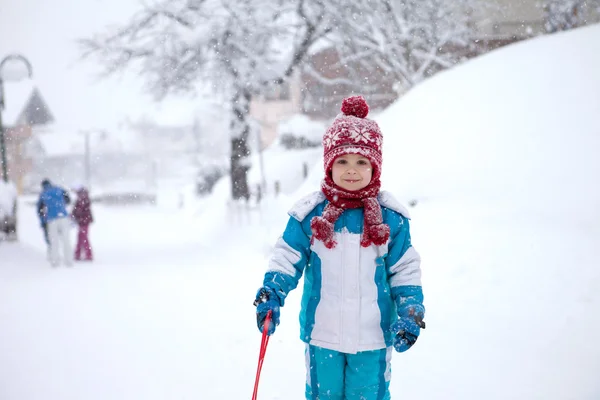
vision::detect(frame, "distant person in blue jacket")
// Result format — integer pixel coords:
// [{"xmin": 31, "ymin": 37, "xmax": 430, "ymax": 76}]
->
[
  {"xmin": 253, "ymin": 97, "xmax": 425, "ymax": 400},
  {"xmin": 37, "ymin": 179, "xmax": 73, "ymax": 267}
]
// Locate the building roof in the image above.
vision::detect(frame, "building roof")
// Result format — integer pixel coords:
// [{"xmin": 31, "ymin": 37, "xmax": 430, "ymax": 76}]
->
[
  {"xmin": 2, "ymin": 80, "xmax": 33, "ymax": 126},
  {"xmin": 1, "ymin": 79, "xmax": 54, "ymax": 127}
]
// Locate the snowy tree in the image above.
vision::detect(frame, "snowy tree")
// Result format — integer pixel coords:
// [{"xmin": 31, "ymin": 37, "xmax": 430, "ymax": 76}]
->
[
  {"xmin": 317, "ymin": 0, "xmax": 485, "ymax": 94},
  {"xmin": 543, "ymin": 0, "xmax": 600, "ymax": 33},
  {"xmin": 80, "ymin": 0, "xmax": 336, "ymax": 200},
  {"xmin": 80, "ymin": 0, "xmax": 484, "ymax": 198}
]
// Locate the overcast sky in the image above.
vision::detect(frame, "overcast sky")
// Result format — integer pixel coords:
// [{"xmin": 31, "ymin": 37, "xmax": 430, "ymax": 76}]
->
[{"xmin": 0, "ymin": 0, "xmax": 201, "ymax": 132}]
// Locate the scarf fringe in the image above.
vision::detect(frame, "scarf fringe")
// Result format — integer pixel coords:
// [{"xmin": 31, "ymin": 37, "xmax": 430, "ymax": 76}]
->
[{"xmin": 310, "ymin": 216, "xmax": 337, "ymax": 249}]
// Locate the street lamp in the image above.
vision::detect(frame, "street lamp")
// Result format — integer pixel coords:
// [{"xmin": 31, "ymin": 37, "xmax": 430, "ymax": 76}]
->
[
  {"xmin": 79, "ymin": 129, "xmax": 93, "ymax": 191},
  {"xmin": 0, "ymin": 54, "xmax": 34, "ymax": 182}
]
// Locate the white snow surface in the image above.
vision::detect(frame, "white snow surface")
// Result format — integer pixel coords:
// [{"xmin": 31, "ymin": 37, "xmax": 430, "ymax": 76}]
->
[{"xmin": 2, "ymin": 25, "xmax": 600, "ymax": 400}]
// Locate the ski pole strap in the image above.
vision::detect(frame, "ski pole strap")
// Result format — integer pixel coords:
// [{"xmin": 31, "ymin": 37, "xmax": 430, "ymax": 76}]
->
[{"xmin": 252, "ymin": 310, "xmax": 272, "ymax": 400}]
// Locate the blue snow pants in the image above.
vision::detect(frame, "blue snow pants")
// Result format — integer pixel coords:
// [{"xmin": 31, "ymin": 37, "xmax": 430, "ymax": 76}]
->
[{"xmin": 305, "ymin": 345, "xmax": 392, "ymax": 400}]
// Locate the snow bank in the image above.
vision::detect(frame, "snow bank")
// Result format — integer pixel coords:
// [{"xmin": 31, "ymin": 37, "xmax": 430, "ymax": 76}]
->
[{"xmin": 0, "ymin": 180, "xmax": 17, "ymax": 219}]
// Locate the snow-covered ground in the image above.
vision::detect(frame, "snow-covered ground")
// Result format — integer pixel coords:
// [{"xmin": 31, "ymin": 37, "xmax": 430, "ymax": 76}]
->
[{"xmin": 2, "ymin": 25, "xmax": 600, "ymax": 400}]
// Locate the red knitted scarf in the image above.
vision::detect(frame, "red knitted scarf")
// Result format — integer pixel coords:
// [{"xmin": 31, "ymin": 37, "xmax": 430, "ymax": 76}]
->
[{"xmin": 310, "ymin": 176, "xmax": 390, "ymax": 249}]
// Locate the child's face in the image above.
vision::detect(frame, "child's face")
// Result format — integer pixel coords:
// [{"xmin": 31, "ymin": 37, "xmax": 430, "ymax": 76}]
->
[{"xmin": 331, "ymin": 154, "xmax": 373, "ymax": 191}]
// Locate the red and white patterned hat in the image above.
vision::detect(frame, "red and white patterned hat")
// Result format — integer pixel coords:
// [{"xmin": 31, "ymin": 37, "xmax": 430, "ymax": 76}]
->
[{"xmin": 323, "ymin": 96, "xmax": 383, "ymax": 180}]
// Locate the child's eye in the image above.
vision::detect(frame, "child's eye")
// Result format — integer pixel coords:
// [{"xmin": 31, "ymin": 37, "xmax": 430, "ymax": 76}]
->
[
  {"xmin": 336, "ymin": 159, "xmax": 347, "ymax": 164},
  {"xmin": 357, "ymin": 160, "xmax": 368, "ymax": 165}
]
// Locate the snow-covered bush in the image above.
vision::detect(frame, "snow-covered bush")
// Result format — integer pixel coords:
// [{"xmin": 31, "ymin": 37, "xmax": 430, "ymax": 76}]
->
[
  {"xmin": 196, "ymin": 164, "xmax": 228, "ymax": 196},
  {"xmin": 277, "ymin": 114, "xmax": 325, "ymax": 150},
  {"xmin": 0, "ymin": 180, "xmax": 17, "ymax": 220},
  {"xmin": 0, "ymin": 180, "xmax": 17, "ymax": 239}
]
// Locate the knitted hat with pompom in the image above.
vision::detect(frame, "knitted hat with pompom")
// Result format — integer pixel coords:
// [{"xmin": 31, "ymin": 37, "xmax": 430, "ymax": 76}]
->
[
  {"xmin": 322, "ymin": 96, "xmax": 383, "ymax": 179},
  {"xmin": 310, "ymin": 96, "xmax": 390, "ymax": 249}
]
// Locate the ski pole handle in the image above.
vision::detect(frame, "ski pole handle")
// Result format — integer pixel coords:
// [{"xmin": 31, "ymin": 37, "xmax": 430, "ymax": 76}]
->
[
  {"xmin": 408, "ymin": 307, "xmax": 426, "ymax": 329},
  {"xmin": 414, "ymin": 315, "xmax": 426, "ymax": 329},
  {"xmin": 253, "ymin": 288, "xmax": 270, "ymax": 307}
]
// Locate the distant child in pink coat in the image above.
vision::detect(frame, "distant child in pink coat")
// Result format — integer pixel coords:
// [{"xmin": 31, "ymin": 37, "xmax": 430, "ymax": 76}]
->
[{"xmin": 71, "ymin": 186, "xmax": 94, "ymax": 261}]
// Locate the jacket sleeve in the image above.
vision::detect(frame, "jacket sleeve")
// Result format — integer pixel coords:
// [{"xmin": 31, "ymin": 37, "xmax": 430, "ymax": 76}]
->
[
  {"xmin": 385, "ymin": 214, "xmax": 423, "ymax": 309},
  {"xmin": 36, "ymin": 197, "xmax": 45, "ymax": 224},
  {"xmin": 72, "ymin": 199, "xmax": 82, "ymax": 221},
  {"xmin": 262, "ymin": 216, "xmax": 311, "ymax": 307},
  {"xmin": 63, "ymin": 190, "xmax": 71, "ymax": 205}
]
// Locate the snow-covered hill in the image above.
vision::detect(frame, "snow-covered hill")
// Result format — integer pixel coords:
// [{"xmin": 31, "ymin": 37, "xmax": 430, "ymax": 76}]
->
[{"xmin": 377, "ymin": 24, "xmax": 600, "ymax": 223}]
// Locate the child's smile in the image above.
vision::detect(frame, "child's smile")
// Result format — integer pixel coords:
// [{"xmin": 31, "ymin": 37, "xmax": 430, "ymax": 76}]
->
[{"xmin": 343, "ymin": 178, "xmax": 361, "ymax": 184}]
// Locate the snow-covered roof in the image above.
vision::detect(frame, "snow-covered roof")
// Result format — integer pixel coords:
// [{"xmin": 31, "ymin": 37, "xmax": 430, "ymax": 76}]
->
[
  {"xmin": 307, "ymin": 37, "xmax": 335, "ymax": 56},
  {"xmin": 1, "ymin": 79, "xmax": 35, "ymax": 127},
  {"xmin": 32, "ymin": 124, "xmax": 142, "ymax": 158}
]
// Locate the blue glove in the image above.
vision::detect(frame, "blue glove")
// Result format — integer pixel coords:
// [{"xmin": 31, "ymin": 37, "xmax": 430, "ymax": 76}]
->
[
  {"xmin": 391, "ymin": 303, "xmax": 425, "ymax": 353},
  {"xmin": 253, "ymin": 287, "xmax": 281, "ymax": 336}
]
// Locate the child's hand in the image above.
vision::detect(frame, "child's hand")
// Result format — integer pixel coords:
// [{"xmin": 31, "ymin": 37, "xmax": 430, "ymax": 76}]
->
[
  {"xmin": 254, "ymin": 287, "xmax": 281, "ymax": 336},
  {"xmin": 391, "ymin": 304, "xmax": 425, "ymax": 352}
]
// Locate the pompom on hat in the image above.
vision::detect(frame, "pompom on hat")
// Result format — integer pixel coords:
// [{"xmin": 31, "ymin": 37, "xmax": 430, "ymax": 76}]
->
[{"xmin": 322, "ymin": 95, "xmax": 383, "ymax": 180}]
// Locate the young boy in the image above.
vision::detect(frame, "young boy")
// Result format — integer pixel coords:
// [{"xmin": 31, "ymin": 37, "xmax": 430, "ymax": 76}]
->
[{"xmin": 254, "ymin": 96, "xmax": 425, "ymax": 400}]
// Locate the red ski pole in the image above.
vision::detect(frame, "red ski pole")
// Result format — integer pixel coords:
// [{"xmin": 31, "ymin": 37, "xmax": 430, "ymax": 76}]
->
[{"xmin": 252, "ymin": 310, "xmax": 272, "ymax": 400}]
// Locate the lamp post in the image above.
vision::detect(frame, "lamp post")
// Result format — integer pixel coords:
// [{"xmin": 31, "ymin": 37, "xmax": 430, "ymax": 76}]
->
[
  {"xmin": 0, "ymin": 54, "xmax": 34, "ymax": 182},
  {"xmin": 79, "ymin": 129, "xmax": 92, "ymax": 192}
]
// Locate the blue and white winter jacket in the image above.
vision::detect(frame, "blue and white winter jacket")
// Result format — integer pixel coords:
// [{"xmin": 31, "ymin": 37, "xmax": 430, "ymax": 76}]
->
[
  {"xmin": 262, "ymin": 191, "xmax": 423, "ymax": 354},
  {"xmin": 37, "ymin": 185, "xmax": 70, "ymax": 222}
]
